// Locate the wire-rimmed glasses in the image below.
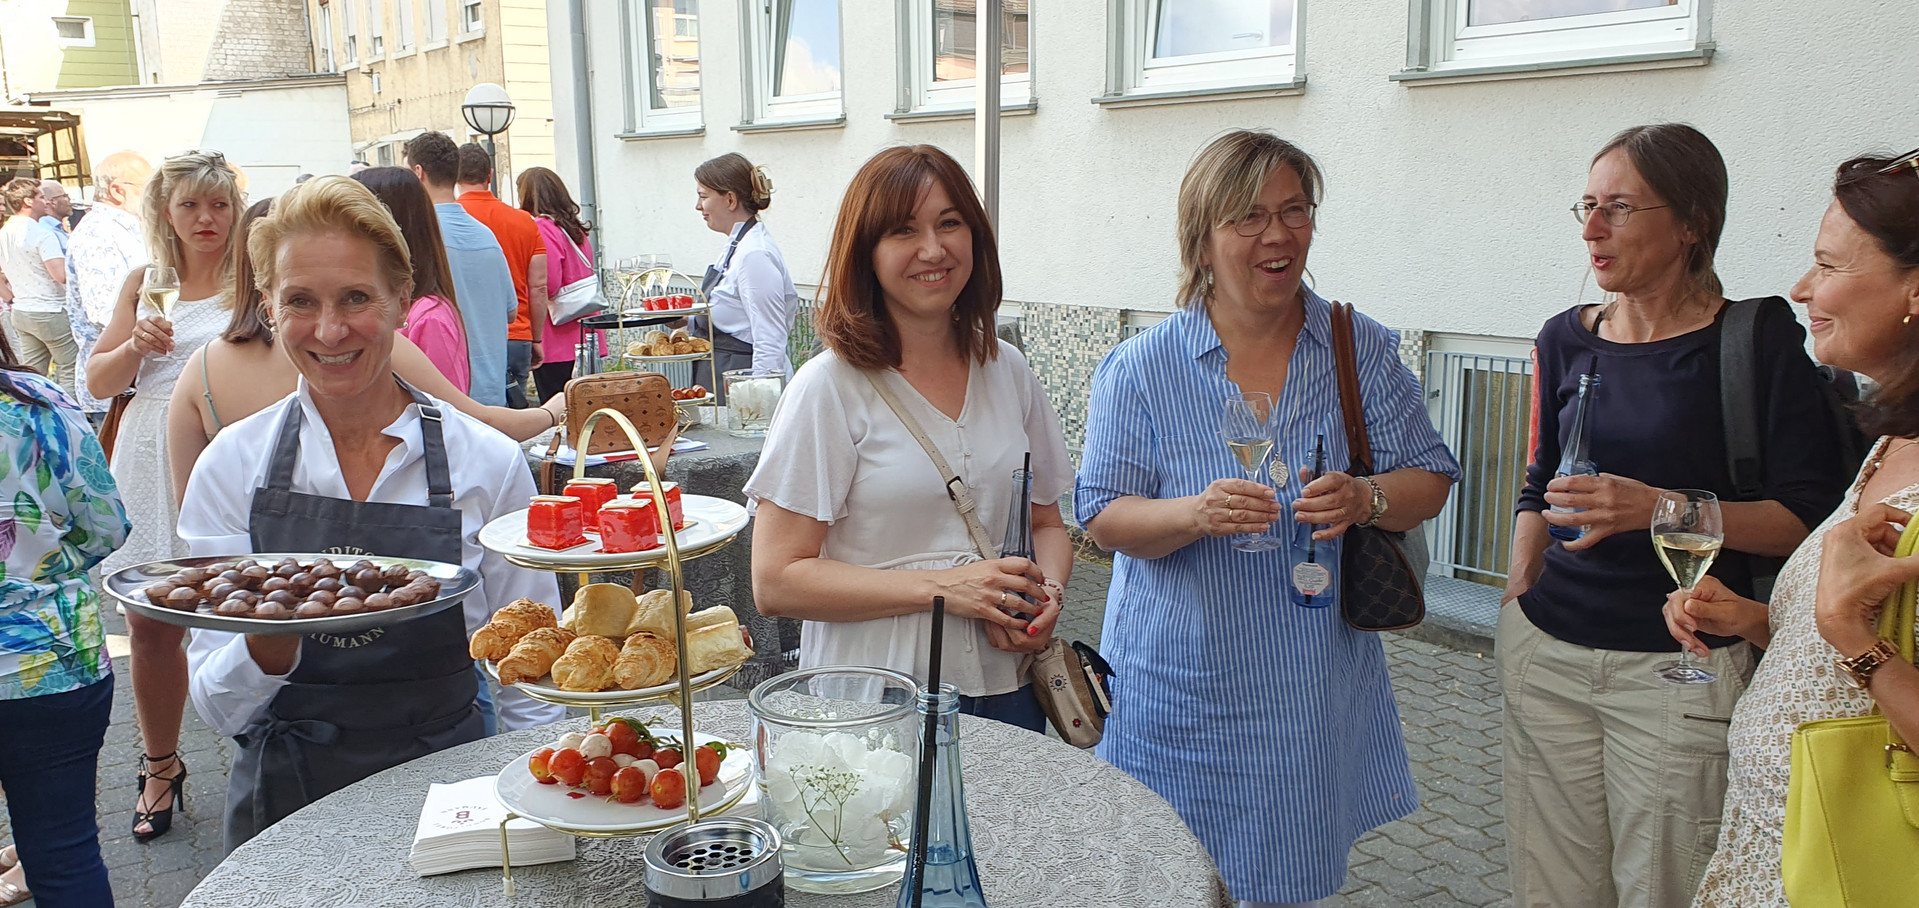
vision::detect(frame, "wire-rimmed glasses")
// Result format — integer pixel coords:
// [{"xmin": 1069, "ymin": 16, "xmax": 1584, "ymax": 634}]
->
[
  {"xmin": 1227, "ymin": 203, "xmax": 1317, "ymax": 237},
  {"xmin": 1571, "ymin": 201, "xmax": 1670, "ymax": 227}
]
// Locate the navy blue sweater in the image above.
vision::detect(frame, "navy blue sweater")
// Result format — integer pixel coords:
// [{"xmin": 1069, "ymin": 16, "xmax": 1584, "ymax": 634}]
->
[{"xmin": 1514, "ymin": 302, "xmax": 1848, "ymax": 652}]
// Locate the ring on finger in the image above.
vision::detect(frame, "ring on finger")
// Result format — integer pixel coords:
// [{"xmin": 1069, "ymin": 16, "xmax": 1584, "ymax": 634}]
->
[{"xmin": 998, "ymin": 589, "xmax": 1006, "ymax": 607}]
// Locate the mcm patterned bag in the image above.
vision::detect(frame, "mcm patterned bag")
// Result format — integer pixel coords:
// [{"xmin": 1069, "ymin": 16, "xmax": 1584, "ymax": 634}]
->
[{"xmin": 1330, "ymin": 301, "xmax": 1427, "ymax": 632}]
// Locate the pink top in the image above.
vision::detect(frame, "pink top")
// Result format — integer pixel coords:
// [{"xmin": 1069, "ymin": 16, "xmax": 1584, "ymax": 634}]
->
[
  {"xmin": 534, "ymin": 216, "xmax": 603, "ymax": 363},
  {"xmin": 401, "ymin": 294, "xmax": 470, "ymax": 394}
]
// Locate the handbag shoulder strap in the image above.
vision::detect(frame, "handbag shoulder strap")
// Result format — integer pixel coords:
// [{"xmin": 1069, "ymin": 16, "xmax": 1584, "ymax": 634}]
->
[
  {"xmin": 1329, "ymin": 301, "xmax": 1375, "ymax": 477},
  {"xmin": 863, "ymin": 370, "xmax": 997, "ymax": 559}
]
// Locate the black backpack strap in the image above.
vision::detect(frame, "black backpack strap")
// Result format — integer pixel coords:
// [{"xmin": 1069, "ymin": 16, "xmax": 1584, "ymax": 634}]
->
[{"xmin": 1719, "ymin": 298, "xmax": 1768, "ymax": 499}]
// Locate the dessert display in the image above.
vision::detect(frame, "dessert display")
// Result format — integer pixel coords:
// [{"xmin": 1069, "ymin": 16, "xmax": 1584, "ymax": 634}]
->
[
  {"xmin": 597, "ymin": 500, "xmax": 662, "ymax": 554},
  {"xmin": 525, "ymin": 718, "xmax": 725, "ymax": 809},
  {"xmin": 626, "ymin": 328, "xmax": 712, "ymax": 358},
  {"xmin": 471, "ymin": 585, "xmax": 752, "ymax": 694},
  {"xmin": 527, "ymin": 495, "xmax": 590, "ymax": 551},
  {"xmin": 634, "ymin": 293, "xmax": 701, "ymax": 312},
  {"xmin": 561, "ymin": 478, "xmax": 619, "ymax": 528},
  {"xmin": 629, "ymin": 481, "xmax": 685, "ymax": 530},
  {"xmin": 139, "ymin": 557, "xmax": 441, "ymax": 621}
]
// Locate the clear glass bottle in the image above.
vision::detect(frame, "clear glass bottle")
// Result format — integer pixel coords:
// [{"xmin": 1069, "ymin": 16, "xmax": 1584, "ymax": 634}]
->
[
  {"xmin": 1286, "ymin": 433, "xmax": 1338, "ymax": 608},
  {"xmin": 895, "ymin": 684, "xmax": 989, "ymax": 908},
  {"xmin": 1549, "ymin": 366, "xmax": 1601, "ymax": 542}
]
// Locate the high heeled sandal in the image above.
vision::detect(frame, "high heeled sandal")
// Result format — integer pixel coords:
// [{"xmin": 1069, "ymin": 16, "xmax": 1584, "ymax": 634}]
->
[
  {"xmin": 0, "ymin": 865, "xmax": 29, "ymax": 908},
  {"xmin": 133, "ymin": 752, "xmax": 188, "ymax": 843},
  {"xmin": 0, "ymin": 846, "xmax": 15, "ymax": 870}
]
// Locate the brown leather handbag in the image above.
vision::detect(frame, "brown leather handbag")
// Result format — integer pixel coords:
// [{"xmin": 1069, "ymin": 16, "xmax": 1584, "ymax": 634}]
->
[
  {"xmin": 99, "ymin": 388, "xmax": 135, "ymax": 463},
  {"xmin": 1330, "ymin": 301, "xmax": 1427, "ymax": 632},
  {"xmin": 564, "ymin": 371, "xmax": 677, "ymax": 455}
]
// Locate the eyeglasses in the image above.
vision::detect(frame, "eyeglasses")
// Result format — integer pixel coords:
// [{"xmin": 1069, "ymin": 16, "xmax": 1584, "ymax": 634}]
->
[
  {"xmin": 1572, "ymin": 201, "xmax": 1669, "ymax": 227},
  {"xmin": 1878, "ymin": 147, "xmax": 1919, "ymax": 176},
  {"xmin": 1227, "ymin": 202, "xmax": 1316, "ymax": 237},
  {"xmin": 166, "ymin": 149, "xmax": 228, "ymax": 167}
]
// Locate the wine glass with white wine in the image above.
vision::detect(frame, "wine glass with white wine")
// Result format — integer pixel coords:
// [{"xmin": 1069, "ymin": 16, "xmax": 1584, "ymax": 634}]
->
[
  {"xmin": 1219, "ymin": 391, "xmax": 1281, "ymax": 553},
  {"xmin": 141, "ymin": 266, "xmax": 181, "ymax": 359},
  {"xmin": 1651, "ymin": 489, "xmax": 1724, "ymax": 684}
]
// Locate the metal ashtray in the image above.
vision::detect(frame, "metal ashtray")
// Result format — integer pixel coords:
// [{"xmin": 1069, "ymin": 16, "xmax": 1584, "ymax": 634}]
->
[{"xmin": 645, "ymin": 817, "xmax": 784, "ymax": 908}]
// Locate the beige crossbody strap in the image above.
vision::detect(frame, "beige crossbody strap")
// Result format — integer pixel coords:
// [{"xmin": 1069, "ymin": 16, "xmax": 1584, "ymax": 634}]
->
[{"xmin": 865, "ymin": 371, "xmax": 998, "ymax": 560}]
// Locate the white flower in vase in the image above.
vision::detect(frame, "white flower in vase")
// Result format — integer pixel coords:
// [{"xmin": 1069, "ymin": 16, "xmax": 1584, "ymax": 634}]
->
[{"xmin": 764, "ymin": 729, "xmax": 916, "ymax": 869}]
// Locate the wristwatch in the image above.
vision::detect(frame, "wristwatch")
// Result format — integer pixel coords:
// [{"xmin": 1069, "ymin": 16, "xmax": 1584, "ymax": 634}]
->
[
  {"xmin": 1356, "ymin": 476, "xmax": 1389, "ymax": 527},
  {"xmin": 1835, "ymin": 639, "xmax": 1901, "ymax": 690}
]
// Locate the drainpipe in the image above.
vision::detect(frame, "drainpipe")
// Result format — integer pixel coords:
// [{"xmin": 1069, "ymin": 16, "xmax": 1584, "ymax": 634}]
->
[
  {"xmin": 566, "ymin": 0, "xmax": 600, "ymax": 255},
  {"xmin": 975, "ymin": 0, "xmax": 1001, "ymax": 230}
]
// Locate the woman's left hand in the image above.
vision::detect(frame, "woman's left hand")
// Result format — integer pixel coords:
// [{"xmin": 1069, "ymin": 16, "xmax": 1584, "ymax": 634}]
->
[
  {"xmin": 1815, "ymin": 503, "xmax": 1919, "ymax": 656},
  {"xmin": 985, "ymin": 594, "xmax": 1060, "ymax": 655},
  {"xmin": 1292, "ymin": 469, "xmax": 1369, "ymax": 541},
  {"xmin": 1541, "ymin": 472, "xmax": 1661, "ymax": 550}
]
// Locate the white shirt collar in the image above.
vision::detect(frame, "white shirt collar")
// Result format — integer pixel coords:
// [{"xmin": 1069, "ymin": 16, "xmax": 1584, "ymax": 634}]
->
[{"xmin": 291, "ymin": 376, "xmax": 428, "ymax": 496}]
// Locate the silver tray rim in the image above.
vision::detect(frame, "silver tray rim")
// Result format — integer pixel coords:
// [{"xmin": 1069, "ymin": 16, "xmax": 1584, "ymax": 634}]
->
[{"xmin": 103, "ymin": 553, "xmax": 480, "ymax": 636}]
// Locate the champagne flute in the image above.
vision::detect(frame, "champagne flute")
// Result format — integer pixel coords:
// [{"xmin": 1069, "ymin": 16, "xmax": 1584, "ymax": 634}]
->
[
  {"xmin": 1651, "ymin": 489, "xmax": 1724, "ymax": 684},
  {"xmin": 1220, "ymin": 392, "xmax": 1282, "ymax": 553},
  {"xmin": 141, "ymin": 266, "xmax": 180, "ymax": 320}
]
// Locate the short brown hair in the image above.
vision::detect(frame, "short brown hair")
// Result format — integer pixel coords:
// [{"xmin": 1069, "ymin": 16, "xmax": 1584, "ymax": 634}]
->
[
  {"xmin": 222, "ymin": 198, "xmax": 275, "ymax": 345},
  {"xmin": 694, "ymin": 153, "xmax": 772, "ymax": 214},
  {"xmin": 1593, "ymin": 124, "xmax": 1728, "ymax": 298},
  {"xmin": 404, "ymin": 132, "xmax": 460, "ymax": 187},
  {"xmin": 456, "ymin": 143, "xmax": 492, "ymax": 186},
  {"xmin": 1834, "ymin": 152, "xmax": 1919, "ymax": 438},
  {"xmin": 2, "ymin": 177, "xmax": 40, "ymax": 214},
  {"xmin": 1175, "ymin": 131, "xmax": 1324, "ymax": 308},
  {"xmin": 815, "ymin": 145, "xmax": 1001, "ymax": 371}
]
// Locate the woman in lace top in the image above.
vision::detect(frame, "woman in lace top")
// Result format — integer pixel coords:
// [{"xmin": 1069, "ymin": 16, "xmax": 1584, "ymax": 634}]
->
[{"xmin": 1664, "ymin": 148, "xmax": 1919, "ymax": 907}]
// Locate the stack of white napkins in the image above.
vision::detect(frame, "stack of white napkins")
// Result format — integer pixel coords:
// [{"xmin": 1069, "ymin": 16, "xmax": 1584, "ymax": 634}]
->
[{"xmin": 409, "ymin": 776, "xmax": 576, "ymax": 876}]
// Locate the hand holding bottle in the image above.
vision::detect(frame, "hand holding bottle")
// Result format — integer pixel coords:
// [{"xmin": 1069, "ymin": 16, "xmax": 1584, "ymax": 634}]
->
[{"xmin": 1541, "ymin": 471, "xmax": 1661, "ymax": 550}]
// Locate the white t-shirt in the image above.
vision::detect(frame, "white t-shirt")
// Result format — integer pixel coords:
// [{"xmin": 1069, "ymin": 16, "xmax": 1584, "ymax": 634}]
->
[
  {"xmin": 0, "ymin": 215, "xmax": 66, "ymax": 312},
  {"xmin": 742, "ymin": 341, "xmax": 1072, "ymax": 696}
]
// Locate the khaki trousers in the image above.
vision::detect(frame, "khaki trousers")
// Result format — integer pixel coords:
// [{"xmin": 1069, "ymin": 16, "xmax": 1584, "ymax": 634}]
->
[{"xmin": 1497, "ymin": 602, "xmax": 1754, "ymax": 908}]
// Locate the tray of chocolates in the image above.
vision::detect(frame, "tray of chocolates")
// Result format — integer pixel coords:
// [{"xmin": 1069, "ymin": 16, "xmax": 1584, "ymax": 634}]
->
[{"xmin": 103, "ymin": 554, "xmax": 480, "ymax": 635}]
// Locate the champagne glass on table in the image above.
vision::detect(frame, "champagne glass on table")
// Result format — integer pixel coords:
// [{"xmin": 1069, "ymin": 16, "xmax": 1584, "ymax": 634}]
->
[
  {"xmin": 1652, "ymin": 489, "xmax": 1724, "ymax": 684},
  {"xmin": 1220, "ymin": 392, "xmax": 1281, "ymax": 553}
]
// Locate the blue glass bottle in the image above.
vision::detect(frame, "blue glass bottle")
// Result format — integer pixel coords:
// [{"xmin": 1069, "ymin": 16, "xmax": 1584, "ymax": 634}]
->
[
  {"xmin": 1287, "ymin": 433, "xmax": 1339, "ymax": 608},
  {"xmin": 895, "ymin": 684, "xmax": 989, "ymax": 908}
]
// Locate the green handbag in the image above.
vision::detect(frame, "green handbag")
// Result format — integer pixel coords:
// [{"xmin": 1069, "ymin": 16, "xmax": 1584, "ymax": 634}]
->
[{"xmin": 1782, "ymin": 519, "xmax": 1919, "ymax": 907}]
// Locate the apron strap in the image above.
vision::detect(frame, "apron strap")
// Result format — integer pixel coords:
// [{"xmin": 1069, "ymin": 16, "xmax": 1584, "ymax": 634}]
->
[
  {"xmin": 264, "ymin": 378, "xmax": 455, "ymax": 507},
  {"xmin": 264, "ymin": 397, "xmax": 306, "ymax": 492},
  {"xmin": 235, "ymin": 715, "xmax": 341, "ymax": 837},
  {"xmin": 699, "ymin": 217, "xmax": 758, "ymax": 300}
]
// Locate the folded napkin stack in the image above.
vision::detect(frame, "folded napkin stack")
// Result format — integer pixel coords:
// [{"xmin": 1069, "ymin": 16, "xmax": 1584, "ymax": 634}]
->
[{"xmin": 410, "ymin": 776, "xmax": 576, "ymax": 876}]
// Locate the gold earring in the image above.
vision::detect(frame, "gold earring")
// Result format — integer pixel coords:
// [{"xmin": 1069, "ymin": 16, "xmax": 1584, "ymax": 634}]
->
[{"xmin": 1906, "ymin": 315, "xmax": 1913, "ymax": 325}]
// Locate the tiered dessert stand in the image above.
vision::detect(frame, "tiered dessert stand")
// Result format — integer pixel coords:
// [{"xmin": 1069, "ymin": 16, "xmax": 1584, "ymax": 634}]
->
[
  {"xmin": 477, "ymin": 408, "xmax": 752, "ymax": 894},
  {"xmin": 581, "ymin": 267, "xmax": 716, "ymax": 421}
]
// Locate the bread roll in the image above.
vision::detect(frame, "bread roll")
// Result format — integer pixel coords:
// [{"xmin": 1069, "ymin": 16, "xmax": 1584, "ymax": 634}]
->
[
  {"xmin": 551, "ymin": 635, "xmax": 621, "ymax": 691},
  {"xmin": 497, "ymin": 627, "xmax": 577, "ymax": 685},
  {"xmin": 685, "ymin": 622, "xmax": 753, "ymax": 674},
  {"xmin": 469, "ymin": 598, "xmax": 560, "ymax": 660},
  {"xmin": 627, "ymin": 589, "xmax": 694, "ymax": 637},
  {"xmin": 614, "ymin": 632, "xmax": 677, "ymax": 690},
  {"xmin": 569, "ymin": 583, "xmax": 640, "ymax": 638}
]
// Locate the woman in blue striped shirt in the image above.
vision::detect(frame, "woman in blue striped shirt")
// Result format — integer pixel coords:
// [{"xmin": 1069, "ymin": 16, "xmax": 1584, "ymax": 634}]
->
[{"xmin": 1076, "ymin": 130, "xmax": 1460, "ymax": 907}]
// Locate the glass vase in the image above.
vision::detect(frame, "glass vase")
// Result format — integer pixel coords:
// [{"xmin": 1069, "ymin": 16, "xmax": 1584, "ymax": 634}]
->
[
  {"xmin": 748, "ymin": 666, "xmax": 921, "ymax": 894},
  {"xmin": 896, "ymin": 684, "xmax": 989, "ymax": 908}
]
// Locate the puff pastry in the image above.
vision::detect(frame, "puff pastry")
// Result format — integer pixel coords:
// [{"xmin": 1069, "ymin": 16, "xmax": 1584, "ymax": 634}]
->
[
  {"xmin": 685, "ymin": 621, "xmax": 753, "ymax": 674},
  {"xmin": 614, "ymin": 632, "xmax": 677, "ymax": 690},
  {"xmin": 627, "ymin": 589, "xmax": 695, "ymax": 637},
  {"xmin": 469, "ymin": 599, "xmax": 560, "ymax": 660},
  {"xmin": 496, "ymin": 627, "xmax": 577, "ymax": 685},
  {"xmin": 551, "ymin": 635, "xmax": 621, "ymax": 691},
  {"xmin": 568, "ymin": 583, "xmax": 640, "ymax": 638}
]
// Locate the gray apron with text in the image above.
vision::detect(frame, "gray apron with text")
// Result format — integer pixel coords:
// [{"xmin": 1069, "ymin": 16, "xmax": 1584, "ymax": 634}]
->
[
  {"xmin": 692, "ymin": 218, "xmax": 758, "ymax": 401},
  {"xmin": 224, "ymin": 381, "xmax": 481, "ymax": 853}
]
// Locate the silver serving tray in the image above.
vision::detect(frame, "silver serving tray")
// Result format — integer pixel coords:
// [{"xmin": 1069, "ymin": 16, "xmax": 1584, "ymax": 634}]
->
[{"xmin": 104, "ymin": 553, "xmax": 480, "ymax": 636}]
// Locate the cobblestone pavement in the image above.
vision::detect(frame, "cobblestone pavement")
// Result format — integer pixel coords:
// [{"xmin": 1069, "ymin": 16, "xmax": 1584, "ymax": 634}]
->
[{"xmin": 1, "ymin": 558, "xmax": 1509, "ymax": 907}]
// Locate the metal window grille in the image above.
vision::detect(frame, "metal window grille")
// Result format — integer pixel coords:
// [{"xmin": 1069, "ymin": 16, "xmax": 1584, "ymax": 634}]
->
[{"xmin": 1425, "ymin": 348, "xmax": 1533, "ymax": 586}]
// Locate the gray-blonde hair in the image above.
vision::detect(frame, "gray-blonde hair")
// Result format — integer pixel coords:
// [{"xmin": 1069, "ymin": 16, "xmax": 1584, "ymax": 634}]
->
[
  {"xmin": 141, "ymin": 151, "xmax": 244, "ymax": 278},
  {"xmin": 248, "ymin": 175, "xmax": 414, "ymax": 310},
  {"xmin": 1174, "ymin": 130, "xmax": 1324, "ymax": 308}
]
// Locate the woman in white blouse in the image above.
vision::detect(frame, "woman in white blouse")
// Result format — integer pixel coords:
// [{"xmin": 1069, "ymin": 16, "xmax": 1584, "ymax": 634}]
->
[
  {"xmin": 744, "ymin": 146, "xmax": 1070, "ymax": 731},
  {"xmin": 174, "ymin": 176, "xmax": 561, "ymax": 852},
  {"xmin": 690, "ymin": 153, "xmax": 800, "ymax": 395}
]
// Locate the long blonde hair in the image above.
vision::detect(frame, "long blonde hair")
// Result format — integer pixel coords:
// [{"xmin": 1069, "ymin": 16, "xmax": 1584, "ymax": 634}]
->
[
  {"xmin": 141, "ymin": 151, "xmax": 244, "ymax": 279},
  {"xmin": 1173, "ymin": 130, "xmax": 1324, "ymax": 308}
]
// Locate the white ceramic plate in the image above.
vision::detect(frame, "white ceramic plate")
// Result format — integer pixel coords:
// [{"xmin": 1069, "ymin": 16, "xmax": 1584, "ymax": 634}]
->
[
  {"xmin": 483, "ymin": 660, "xmax": 737, "ymax": 704},
  {"xmin": 479, "ymin": 494, "xmax": 747, "ymax": 569},
  {"xmin": 495, "ymin": 732, "xmax": 753, "ymax": 834}
]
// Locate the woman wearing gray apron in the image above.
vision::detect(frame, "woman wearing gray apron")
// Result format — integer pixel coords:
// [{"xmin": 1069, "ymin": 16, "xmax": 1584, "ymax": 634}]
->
[
  {"xmin": 175, "ymin": 176, "xmax": 563, "ymax": 852},
  {"xmin": 690, "ymin": 153, "xmax": 800, "ymax": 400}
]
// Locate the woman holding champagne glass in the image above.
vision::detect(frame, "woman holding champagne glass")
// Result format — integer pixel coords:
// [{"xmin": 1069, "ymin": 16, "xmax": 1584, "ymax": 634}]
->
[
  {"xmin": 84, "ymin": 150, "xmax": 243, "ymax": 843},
  {"xmin": 1075, "ymin": 130, "xmax": 1458, "ymax": 906}
]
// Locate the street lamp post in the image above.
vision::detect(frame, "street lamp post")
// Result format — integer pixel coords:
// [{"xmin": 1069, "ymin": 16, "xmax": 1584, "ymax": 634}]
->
[{"xmin": 461, "ymin": 83, "xmax": 516, "ymax": 195}]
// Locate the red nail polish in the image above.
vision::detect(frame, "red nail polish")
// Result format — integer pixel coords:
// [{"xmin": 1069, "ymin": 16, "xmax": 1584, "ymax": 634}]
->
[{"xmin": 1026, "ymin": 625, "xmax": 1038, "ymax": 636}]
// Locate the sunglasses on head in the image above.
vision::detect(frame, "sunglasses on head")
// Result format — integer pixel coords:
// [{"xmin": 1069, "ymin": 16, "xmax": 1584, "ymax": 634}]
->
[{"xmin": 1877, "ymin": 147, "xmax": 1919, "ymax": 176}]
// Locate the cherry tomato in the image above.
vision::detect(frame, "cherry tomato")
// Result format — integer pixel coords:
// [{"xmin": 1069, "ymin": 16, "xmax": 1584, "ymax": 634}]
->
[
  {"xmin": 584, "ymin": 756, "xmax": 619, "ymax": 796},
  {"xmin": 694, "ymin": 744, "xmax": 721, "ymax": 787},
  {"xmin": 633, "ymin": 740, "xmax": 656, "ymax": 761},
  {"xmin": 550, "ymin": 748, "xmax": 587, "ymax": 787},
  {"xmin": 650, "ymin": 765, "xmax": 688, "ymax": 809},
  {"xmin": 606, "ymin": 721, "xmax": 642, "ymax": 758},
  {"xmin": 654, "ymin": 747, "xmax": 683, "ymax": 770},
  {"xmin": 611, "ymin": 766, "xmax": 648, "ymax": 804},
  {"xmin": 529, "ymin": 747, "xmax": 557, "ymax": 784}
]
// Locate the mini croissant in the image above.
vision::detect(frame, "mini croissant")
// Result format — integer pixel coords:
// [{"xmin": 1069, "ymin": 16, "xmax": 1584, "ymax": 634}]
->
[
  {"xmin": 551, "ymin": 634, "xmax": 621, "ymax": 691},
  {"xmin": 496, "ymin": 627, "xmax": 576, "ymax": 685},
  {"xmin": 469, "ymin": 599, "xmax": 560, "ymax": 661}
]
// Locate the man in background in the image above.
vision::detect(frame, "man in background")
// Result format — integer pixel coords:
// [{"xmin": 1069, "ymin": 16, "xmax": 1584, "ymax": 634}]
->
[
  {"xmin": 454, "ymin": 142, "xmax": 547, "ymax": 408},
  {"xmin": 39, "ymin": 180, "xmax": 73, "ymax": 247},
  {"xmin": 65, "ymin": 151, "xmax": 153, "ymax": 419},
  {"xmin": 1, "ymin": 178, "xmax": 77, "ymax": 397},
  {"xmin": 405, "ymin": 132, "xmax": 514, "ymax": 408}
]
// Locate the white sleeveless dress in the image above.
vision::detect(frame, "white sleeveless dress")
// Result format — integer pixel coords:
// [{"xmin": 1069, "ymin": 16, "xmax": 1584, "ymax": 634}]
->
[{"xmin": 101, "ymin": 294, "xmax": 229, "ymax": 575}]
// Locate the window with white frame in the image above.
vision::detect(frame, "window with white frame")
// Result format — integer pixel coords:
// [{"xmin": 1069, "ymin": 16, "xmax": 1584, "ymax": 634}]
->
[
  {"xmin": 397, "ymin": 0, "xmax": 415, "ymax": 49},
  {"xmin": 52, "ymin": 16, "xmax": 95, "ymax": 46},
  {"xmin": 902, "ymin": 0, "xmax": 1030, "ymax": 113},
  {"xmin": 621, "ymin": 0, "xmax": 703, "ymax": 132},
  {"xmin": 1405, "ymin": 0, "xmax": 1704, "ymax": 76},
  {"xmin": 1106, "ymin": 0, "xmax": 1299, "ymax": 98},
  {"xmin": 426, "ymin": 0, "xmax": 447, "ymax": 43},
  {"xmin": 343, "ymin": 0, "xmax": 360, "ymax": 63},
  {"xmin": 744, "ymin": 0, "xmax": 843, "ymax": 123},
  {"xmin": 318, "ymin": 4, "xmax": 337, "ymax": 70},
  {"xmin": 461, "ymin": 0, "xmax": 484, "ymax": 33},
  {"xmin": 367, "ymin": 0, "xmax": 385, "ymax": 56}
]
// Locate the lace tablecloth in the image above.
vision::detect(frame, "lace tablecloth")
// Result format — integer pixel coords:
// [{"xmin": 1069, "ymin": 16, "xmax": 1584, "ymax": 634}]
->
[{"xmin": 181, "ymin": 701, "xmax": 1233, "ymax": 907}]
